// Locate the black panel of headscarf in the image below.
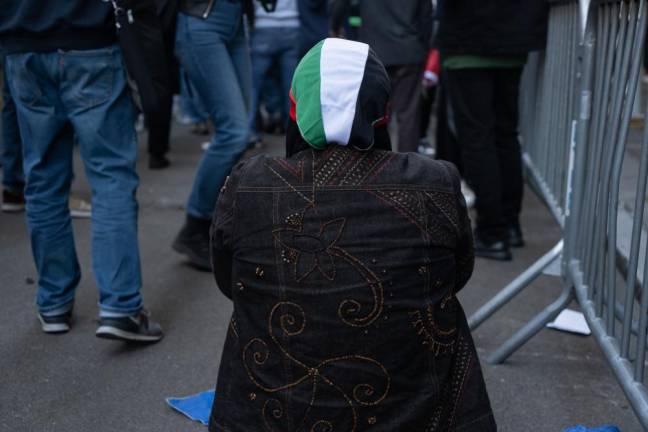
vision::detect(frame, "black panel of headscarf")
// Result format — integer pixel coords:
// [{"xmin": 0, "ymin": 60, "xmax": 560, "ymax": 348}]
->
[{"xmin": 285, "ymin": 120, "xmax": 392, "ymax": 157}]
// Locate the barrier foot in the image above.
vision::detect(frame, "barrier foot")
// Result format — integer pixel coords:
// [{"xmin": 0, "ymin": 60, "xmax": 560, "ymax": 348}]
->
[
  {"xmin": 487, "ymin": 285, "xmax": 574, "ymax": 365},
  {"xmin": 468, "ymin": 240, "xmax": 564, "ymax": 331}
]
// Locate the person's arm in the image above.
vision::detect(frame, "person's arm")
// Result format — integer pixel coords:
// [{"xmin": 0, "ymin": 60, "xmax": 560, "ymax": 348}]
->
[
  {"xmin": 210, "ymin": 162, "xmax": 245, "ymax": 300},
  {"xmin": 419, "ymin": 0, "xmax": 434, "ymax": 50},
  {"xmin": 328, "ymin": 0, "xmax": 350, "ymax": 36}
]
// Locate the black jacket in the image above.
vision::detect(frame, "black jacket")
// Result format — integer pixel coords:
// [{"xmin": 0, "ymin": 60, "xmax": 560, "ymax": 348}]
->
[
  {"xmin": 209, "ymin": 146, "xmax": 496, "ymax": 431},
  {"xmin": 0, "ymin": 0, "xmax": 115, "ymax": 54},
  {"xmin": 436, "ymin": 0, "xmax": 549, "ymax": 56},
  {"xmin": 297, "ymin": 0, "xmax": 329, "ymax": 55},
  {"xmin": 329, "ymin": 0, "xmax": 433, "ymax": 67}
]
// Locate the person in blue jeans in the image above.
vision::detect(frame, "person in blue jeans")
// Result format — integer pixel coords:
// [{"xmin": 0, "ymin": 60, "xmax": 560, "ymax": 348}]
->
[
  {"xmin": 173, "ymin": 0, "xmax": 260, "ymax": 270},
  {"xmin": 0, "ymin": 0, "xmax": 162, "ymax": 342},
  {"xmin": 248, "ymin": 0, "xmax": 301, "ymax": 144},
  {"xmin": 1, "ymin": 61, "xmax": 25, "ymax": 212},
  {"xmin": 177, "ymin": 66, "xmax": 210, "ymax": 134}
]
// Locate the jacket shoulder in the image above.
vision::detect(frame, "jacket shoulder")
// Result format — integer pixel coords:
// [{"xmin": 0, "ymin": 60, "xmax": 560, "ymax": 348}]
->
[{"xmin": 380, "ymin": 152, "xmax": 459, "ymax": 192}]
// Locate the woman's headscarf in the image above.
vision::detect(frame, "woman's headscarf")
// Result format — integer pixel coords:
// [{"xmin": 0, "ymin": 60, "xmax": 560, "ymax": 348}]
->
[{"xmin": 286, "ymin": 38, "xmax": 392, "ymax": 157}]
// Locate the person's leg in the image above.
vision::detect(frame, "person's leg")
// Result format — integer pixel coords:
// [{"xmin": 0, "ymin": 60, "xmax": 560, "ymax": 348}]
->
[
  {"xmin": 494, "ymin": 67, "xmax": 524, "ymax": 245},
  {"xmin": 261, "ymin": 69, "xmax": 285, "ymax": 132},
  {"xmin": 61, "ymin": 46, "xmax": 143, "ymax": 318},
  {"xmin": 278, "ymin": 27, "xmax": 301, "ymax": 121},
  {"xmin": 179, "ymin": 67, "xmax": 206, "ymax": 123},
  {"xmin": 178, "ymin": 9, "xmax": 250, "ymax": 219},
  {"xmin": 173, "ymin": 5, "xmax": 250, "ymax": 269},
  {"xmin": 435, "ymin": 77, "xmax": 463, "ymax": 173},
  {"xmin": 248, "ymin": 28, "xmax": 277, "ymax": 139},
  {"xmin": 146, "ymin": 91, "xmax": 173, "ymax": 168},
  {"xmin": 387, "ymin": 65, "xmax": 423, "ymax": 153},
  {"xmin": 445, "ymin": 68, "xmax": 510, "ymax": 259},
  {"xmin": 146, "ymin": 29, "xmax": 176, "ymax": 169},
  {"xmin": 1, "ymin": 61, "xmax": 26, "ymax": 209},
  {"xmin": 6, "ymin": 52, "xmax": 80, "ymax": 323}
]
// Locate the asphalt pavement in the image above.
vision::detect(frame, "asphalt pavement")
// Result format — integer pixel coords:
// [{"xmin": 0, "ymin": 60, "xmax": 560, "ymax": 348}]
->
[{"xmin": 0, "ymin": 123, "xmax": 642, "ymax": 432}]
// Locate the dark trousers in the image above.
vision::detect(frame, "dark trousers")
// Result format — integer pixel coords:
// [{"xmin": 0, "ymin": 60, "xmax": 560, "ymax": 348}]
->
[
  {"xmin": 387, "ymin": 65, "xmax": 423, "ymax": 153},
  {"xmin": 436, "ymin": 76, "xmax": 463, "ymax": 174},
  {"xmin": 445, "ymin": 67, "xmax": 524, "ymax": 242},
  {"xmin": 146, "ymin": 11, "xmax": 178, "ymax": 158}
]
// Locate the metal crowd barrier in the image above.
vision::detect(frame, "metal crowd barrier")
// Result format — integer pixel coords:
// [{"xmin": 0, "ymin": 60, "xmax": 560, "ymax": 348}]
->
[{"xmin": 466, "ymin": 0, "xmax": 648, "ymax": 428}]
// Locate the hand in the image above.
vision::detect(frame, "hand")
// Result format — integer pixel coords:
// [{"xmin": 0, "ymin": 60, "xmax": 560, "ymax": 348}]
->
[{"xmin": 422, "ymin": 71, "xmax": 439, "ymax": 88}]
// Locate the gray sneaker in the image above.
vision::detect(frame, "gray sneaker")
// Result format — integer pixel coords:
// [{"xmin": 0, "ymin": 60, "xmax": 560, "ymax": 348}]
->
[
  {"xmin": 38, "ymin": 310, "xmax": 72, "ymax": 334},
  {"xmin": 96, "ymin": 309, "xmax": 163, "ymax": 343}
]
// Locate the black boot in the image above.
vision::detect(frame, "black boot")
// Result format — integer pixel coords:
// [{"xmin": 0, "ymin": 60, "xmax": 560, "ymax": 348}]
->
[
  {"xmin": 149, "ymin": 153, "xmax": 170, "ymax": 170},
  {"xmin": 172, "ymin": 215, "xmax": 212, "ymax": 271},
  {"xmin": 474, "ymin": 233, "xmax": 512, "ymax": 261}
]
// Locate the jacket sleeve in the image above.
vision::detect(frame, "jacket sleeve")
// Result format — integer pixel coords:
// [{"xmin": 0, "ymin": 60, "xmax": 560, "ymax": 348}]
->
[
  {"xmin": 210, "ymin": 162, "xmax": 245, "ymax": 300},
  {"xmin": 419, "ymin": 0, "xmax": 435, "ymax": 50},
  {"xmin": 328, "ymin": 0, "xmax": 349, "ymax": 33},
  {"xmin": 445, "ymin": 161, "xmax": 474, "ymax": 294}
]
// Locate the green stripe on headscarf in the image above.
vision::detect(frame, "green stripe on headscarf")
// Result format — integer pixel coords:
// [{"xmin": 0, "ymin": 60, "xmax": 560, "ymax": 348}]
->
[{"xmin": 290, "ymin": 40, "xmax": 327, "ymax": 149}]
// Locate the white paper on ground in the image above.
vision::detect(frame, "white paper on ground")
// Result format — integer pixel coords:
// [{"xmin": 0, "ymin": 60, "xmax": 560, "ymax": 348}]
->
[{"xmin": 546, "ymin": 309, "xmax": 591, "ymax": 335}]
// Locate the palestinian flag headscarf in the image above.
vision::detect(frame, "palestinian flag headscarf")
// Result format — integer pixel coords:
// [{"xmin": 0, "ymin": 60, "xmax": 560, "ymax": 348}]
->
[{"xmin": 286, "ymin": 38, "xmax": 391, "ymax": 156}]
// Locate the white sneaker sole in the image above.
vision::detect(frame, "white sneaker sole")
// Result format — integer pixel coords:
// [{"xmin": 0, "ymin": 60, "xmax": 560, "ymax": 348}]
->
[
  {"xmin": 38, "ymin": 314, "xmax": 70, "ymax": 333},
  {"xmin": 96, "ymin": 326, "xmax": 163, "ymax": 342},
  {"xmin": 1, "ymin": 203, "xmax": 25, "ymax": 212},
  {"xmin": 70, "ymin": 209, "xmax": 91, "ymax": 219}
]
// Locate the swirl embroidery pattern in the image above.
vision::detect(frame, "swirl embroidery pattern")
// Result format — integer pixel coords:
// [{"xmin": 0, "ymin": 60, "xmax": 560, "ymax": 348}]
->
[
  {"xmin": 273, "ymin": 205, "xmax": 384, "ymax": 328},
  {"xmin": 243, "ymin": 302, "xmax": 391, "ymax": 432}
]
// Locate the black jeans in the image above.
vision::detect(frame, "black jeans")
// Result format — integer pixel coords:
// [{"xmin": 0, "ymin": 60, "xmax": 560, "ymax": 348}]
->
[
  {"xmin": 445, "ymin": 67, "xmax": 524, "ymax": 242},
  {"xmin": 387, "ymin": 65, "xmax": 423, "ymax": 153}
]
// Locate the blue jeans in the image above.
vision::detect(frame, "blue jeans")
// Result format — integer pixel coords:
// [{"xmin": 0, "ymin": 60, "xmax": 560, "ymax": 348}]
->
[
  {"xmin": 5, "ymin": 46, "xmax": 143, "ymax": 317},
  {"xmin": 1, "ymin": 60, "xmax": 25, "ymax": 194},
  {"xmin": 175, "ymin": 2, "xmax": 252, "ymax": 220},
  {"xmin": 179, "ymin": 67, "xmax": 208, "ymax": 123},
  {"xmin": 249, "ymin": 27, "xmax": 301, "ymax": 135}
]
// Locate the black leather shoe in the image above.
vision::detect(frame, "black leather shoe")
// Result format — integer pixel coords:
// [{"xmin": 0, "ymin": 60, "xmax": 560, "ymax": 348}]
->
[
  {"xmin": 474, "ymin": 237, "xmax": 512, "ymax": 261},
  {"xmin": 149, "ymin": 154, "xmax": 170, "ymax": 170},
  {"xmin": 506, "ymin": 224, "xmax": 525, "ymax": 248}
]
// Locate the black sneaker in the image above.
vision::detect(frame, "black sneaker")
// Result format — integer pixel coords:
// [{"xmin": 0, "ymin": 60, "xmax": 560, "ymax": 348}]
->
[
  {"xmin": 96, "ymin": 309, "xmax": 163, "ymax": 343},
  {"xmin": 38, "ymin": 310, "xmax": 72, "ymax": 334},
  {"xmin": 474, "ymin": 235, "xmax": 512, "ymax": 261},
  {"xmin": 172, "ymin": 215, "xmax": 212, "ymax": 271},
  {"xmin": 506, "ymin": 224, "xmax": 525, "ymax": 248},
  {"xmin": 2, "ymin": 189, "xmax": 25, "ymax": 212}
]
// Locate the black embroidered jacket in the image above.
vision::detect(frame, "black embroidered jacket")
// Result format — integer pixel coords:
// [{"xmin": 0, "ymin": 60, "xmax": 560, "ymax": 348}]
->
[{"xmin": 209, "ymin": 147, "xmax": 497, "ymax": 432}]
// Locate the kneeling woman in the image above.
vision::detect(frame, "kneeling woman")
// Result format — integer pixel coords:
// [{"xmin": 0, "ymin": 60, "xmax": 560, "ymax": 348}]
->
[{"xmin": 209, "ymin": 39, "xmax": 497, "ymax": 432}]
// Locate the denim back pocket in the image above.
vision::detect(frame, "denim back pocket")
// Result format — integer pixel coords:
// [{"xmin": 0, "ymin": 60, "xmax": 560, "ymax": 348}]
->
[
  {"xmin": 61, "ymin": 47, "xmax": 116, "ymax": 112},
  {"xmin": 7, "ymin": 54, "xmax": 43, "ymax": 108}
]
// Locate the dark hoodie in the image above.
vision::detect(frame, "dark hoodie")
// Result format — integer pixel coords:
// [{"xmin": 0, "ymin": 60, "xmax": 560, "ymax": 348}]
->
[
  {"xmin": 0, "ymin": 1, "xmax": 116, "ymax": 54},
  {"xmin": 329, "ymin": 0, "xmax": 433, "ymax": 67}
]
